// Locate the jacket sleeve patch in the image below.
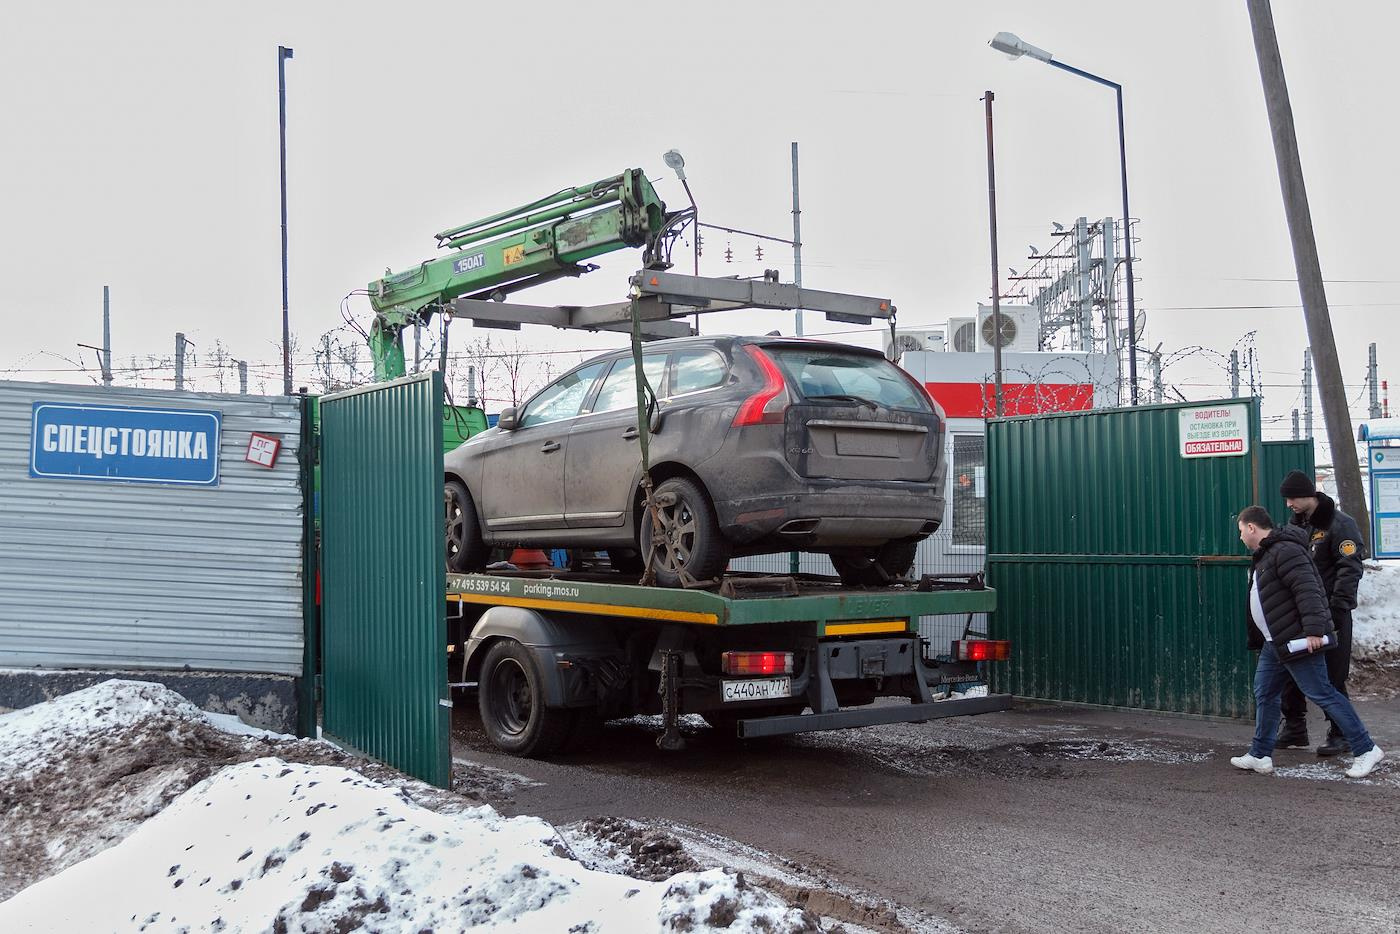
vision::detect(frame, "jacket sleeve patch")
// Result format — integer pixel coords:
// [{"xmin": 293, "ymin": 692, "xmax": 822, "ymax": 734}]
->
[{"xmin": 1340, "ymin": 540, "xmax": 1358, "ymax": 557}]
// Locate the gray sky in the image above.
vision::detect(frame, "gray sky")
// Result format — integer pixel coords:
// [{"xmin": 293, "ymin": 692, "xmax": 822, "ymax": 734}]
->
[{"xmin": 2, "ymin": 1, "xmax": 1396, "ymax": 445}]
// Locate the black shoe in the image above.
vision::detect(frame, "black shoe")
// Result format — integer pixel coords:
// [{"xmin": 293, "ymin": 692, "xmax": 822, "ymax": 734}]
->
[
  {"xmin": 1276, "ymin": 722, "xmax": 1309, "ymax": 750},
  {"xmin": 1317, "ymin": 728, "xmax": 1347, "ymax": 758}
]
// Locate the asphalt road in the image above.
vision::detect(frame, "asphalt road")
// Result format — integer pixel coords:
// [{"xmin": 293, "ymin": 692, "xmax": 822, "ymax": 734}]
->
[{"xmin": 451, "ymin": 695, "xmax": 1400, "ymax": 933}]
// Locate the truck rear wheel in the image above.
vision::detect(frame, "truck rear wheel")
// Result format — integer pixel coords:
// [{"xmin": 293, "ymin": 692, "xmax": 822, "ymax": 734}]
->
[{"xmin": 478, "ymin": 640, "xmax": 574, "ymax": 757}]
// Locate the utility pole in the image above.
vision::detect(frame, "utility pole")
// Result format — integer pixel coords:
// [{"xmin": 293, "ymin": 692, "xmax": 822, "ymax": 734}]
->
[
  {"xmin": 1229, "ymin": 350, "xmax": 1240, "ymax": 397},
  {"xmin": 468, "ymin": 365, "xmax": 478, "ymax": 408},
  {"xmin": 983, "ymin": 91, "xmax": 1005, "ymax": 417},
  {"xmin": 1248, "ymin": 0, "xmax": 1367, "ymax": 538},
  {"xmin": 279, "ymin": 45, "xmax": 294, "ymax": 396},
  {"xmin": 1302, "ymin": 349, "xmax": 1313, "ymax": 438},
  {"xmin": 322, "ymin": 334, "xmax": 334, "ymax": 390},
  {"xmin": 791, "ymin": 142, "xmax": 804, "ymax": 338},
  {"xmin": 1151, "ymin": 350, "xmax": 1163, "ymax": 403},
  {"xmin": 1369, "ymin": 343, "xmax": 1381, "ymax": 419},
  {"xmin": 1292, "ymin": 409, "xmax": 1300, "ymax": 440},
  {"xmin": 238, "ymin": 361, "xmax": 249, "ymax": 395},
  {"xmin": 175, "ymin": 332, "xmax": 189, "ymax": 391},
  {"xmin": 790, "ymin": 142, "xmax": 805, "ymax": 576},
  {"xmin": 101, "ymin": 286, "xmax": 113, "ymax": 387}
]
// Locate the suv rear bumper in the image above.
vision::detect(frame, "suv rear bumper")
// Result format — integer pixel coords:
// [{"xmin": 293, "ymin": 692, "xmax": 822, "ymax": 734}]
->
[{"xmin": 717, "ymin": 485, "xmax": 943, "ymax": 548}]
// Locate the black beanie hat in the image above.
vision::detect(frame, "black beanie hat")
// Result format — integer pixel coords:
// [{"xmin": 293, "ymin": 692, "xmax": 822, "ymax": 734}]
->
[{"xmin": 1279, "ymin": 470, "xmax": 1317, "ymax": 498}]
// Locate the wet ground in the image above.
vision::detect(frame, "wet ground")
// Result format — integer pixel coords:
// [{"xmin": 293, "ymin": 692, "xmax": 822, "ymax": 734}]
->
[{"xmin": 451, "ymin": 691, "xmax": 1400, "ymax": 933}]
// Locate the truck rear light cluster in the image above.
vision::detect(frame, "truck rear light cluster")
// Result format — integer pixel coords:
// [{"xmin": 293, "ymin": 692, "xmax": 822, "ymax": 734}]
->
[
  {"xmin": 721, "ymin": 651, "xmax": 793, "ymax": 676},
  {"xmin": 732, "ymin": 346, "xmax": 790, "ymax": 427},
  {"xmin": 952, "ymin": 640, "xmax": 1011, "ymax": 662}
]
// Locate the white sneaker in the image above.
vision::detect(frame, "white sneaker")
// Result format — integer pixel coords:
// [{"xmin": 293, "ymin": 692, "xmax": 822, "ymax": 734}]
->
[
  {"xmin": 1230, "ymin": 753, "xmax": 1274, "ymax": 774},
  {"xmin": 1346, "ymin": 745, "xmax": 1385, "ymax": 779}
]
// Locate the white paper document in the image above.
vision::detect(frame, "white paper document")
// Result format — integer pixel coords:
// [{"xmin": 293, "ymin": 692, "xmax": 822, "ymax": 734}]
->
[{"xmin": 1285, "ymin": 634, "xmax": 1334, "ymax": 654}]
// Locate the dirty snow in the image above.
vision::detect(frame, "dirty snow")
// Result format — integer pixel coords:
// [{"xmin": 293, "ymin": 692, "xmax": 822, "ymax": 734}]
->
[
  {"xmin": 1272, "ymin": 758, "xmax": 1400, "ymax": 788},
  {"xmin": 0, "ymin": 680, "xmax": 820, "ymax": 932},
  {"xmin": 561, "ymin": 818, "xmax": 960, "ymax": 934},
  {"xmin": 1354, "ymin": 560, "xmax": 1400, "ymax": 657}
]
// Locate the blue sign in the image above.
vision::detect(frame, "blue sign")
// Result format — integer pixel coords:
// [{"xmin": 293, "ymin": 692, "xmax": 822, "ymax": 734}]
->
[
  {"xmin": 30, "ymin": 402, "xmax": 221, "ymax": 486},
  {"xmin": 1370, "ymin": 445, "xmax": 1400, "ymax": 559}
]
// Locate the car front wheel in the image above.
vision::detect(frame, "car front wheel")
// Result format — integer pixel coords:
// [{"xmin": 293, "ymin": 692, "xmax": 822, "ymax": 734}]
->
[{"xmin": 445, "ymin": 479, "xmax": 489, "ymax": 574}]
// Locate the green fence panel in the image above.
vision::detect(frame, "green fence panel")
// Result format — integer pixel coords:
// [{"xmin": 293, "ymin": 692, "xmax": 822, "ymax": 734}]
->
[
  {"xmin": 319, "ymin": 372, "xmax": 448, "ymax": 787},
  {"xmin": 987, "ymin": 399, "xmax": 1264, "ymax": 718},
  {"xmin": 1260, "ymin": 439, "xmax": 1316, "ymax": 528}
]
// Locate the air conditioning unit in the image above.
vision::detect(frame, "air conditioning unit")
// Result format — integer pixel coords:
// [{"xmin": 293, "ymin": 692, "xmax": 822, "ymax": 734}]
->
[
  {"xmin": 975, "ymin": 304, "xmax": 1040, "ymax": 353},
  {"xmin": 883, "ymin": 328, "xmax": 945, "ymax": 360},
  {"xmin": 947, "ymin": 317, "xmax": 977, "ymax": 353}
]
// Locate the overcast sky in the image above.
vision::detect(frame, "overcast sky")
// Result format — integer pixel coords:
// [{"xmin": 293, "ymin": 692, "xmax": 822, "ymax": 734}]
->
[{"xmin": 3, "ymin": 0, "xmax": 1396, "ymax": 446}]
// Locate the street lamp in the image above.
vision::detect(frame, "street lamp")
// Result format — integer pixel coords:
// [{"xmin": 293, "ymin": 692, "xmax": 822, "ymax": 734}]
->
[
  {"xmin": 989, "ymin": 31, "xmax": 1139, "ymax": 405},
  {"xmin": 278, "ymin": 45, "xmax": 294, "ymax": 396}
]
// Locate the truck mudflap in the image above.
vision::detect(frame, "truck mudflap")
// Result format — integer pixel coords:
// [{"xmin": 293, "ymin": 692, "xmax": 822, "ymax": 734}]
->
[{"xmin": 735, "ymin": 693, "xmax": 1013, "ymax": 739}]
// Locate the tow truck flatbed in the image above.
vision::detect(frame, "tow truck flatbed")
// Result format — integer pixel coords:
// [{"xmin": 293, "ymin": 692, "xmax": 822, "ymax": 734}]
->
[
  {"xmin": 446, "ymin": 569, "xmax": 996, "ymax": 632},
  {"xmin": 445, "ymin": 569, "xmax": 1010, "ymax": 755}
]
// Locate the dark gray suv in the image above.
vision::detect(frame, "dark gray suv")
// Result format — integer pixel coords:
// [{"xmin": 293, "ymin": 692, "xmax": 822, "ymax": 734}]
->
[{"xmin": 444, "ymin": 335, "xmax": 946, "ymax": 586}]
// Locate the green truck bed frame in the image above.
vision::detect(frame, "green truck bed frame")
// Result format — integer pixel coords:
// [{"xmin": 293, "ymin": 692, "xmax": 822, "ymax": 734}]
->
[{"xmin": 446, "ymin": 570, "xmax": 996, "ymax": 634}]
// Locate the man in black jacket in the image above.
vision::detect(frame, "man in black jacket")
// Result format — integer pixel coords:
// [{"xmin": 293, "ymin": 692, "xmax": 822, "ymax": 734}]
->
[
  {"xmin": 1275, "ymin": 470, "xmax": 1368, "ymax": 756},
  {"xmin": 1231, "ymin": 506, "xmax": 1383, "ymax": 778}
]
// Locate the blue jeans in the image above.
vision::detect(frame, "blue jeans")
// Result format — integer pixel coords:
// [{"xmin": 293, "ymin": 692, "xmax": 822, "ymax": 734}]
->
[{"xmin": 1251, "ymin": 643, "xmax": 1375, "ymax": 758}]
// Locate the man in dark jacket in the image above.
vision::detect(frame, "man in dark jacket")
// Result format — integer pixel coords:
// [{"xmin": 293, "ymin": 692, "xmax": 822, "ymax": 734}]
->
[
  {"xmin": 1275, "ymin": 470, "xmax": 1368, "ymax": 756},
  {"xmin": 1231, "ymin": 506, "xmax": 1383, "ymax": 778}
]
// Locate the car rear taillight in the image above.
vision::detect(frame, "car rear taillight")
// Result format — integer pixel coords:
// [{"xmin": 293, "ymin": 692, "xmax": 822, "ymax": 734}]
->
[
  {"xmin": 732, "ymin": 346, "xmax": 790, "ymax": 427},
  {"xmin": 722, "ymin": 651, "xmax": 793, "ymax": 676},
  {"xmin": 952, "ymin": 640, "xmax": 1011, "ymax": 662}
]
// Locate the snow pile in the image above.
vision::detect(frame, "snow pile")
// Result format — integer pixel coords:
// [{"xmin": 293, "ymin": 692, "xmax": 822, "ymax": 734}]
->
[
  {"xmin": 0, "ymin": 757, "xmax": 816, "ymax": 932},
  {"xmin": 0, "ymin": 679, "xmax": 277, "ymax": 783},
  {"xmin": 1354, "ymin": 561, "xmax": 1400, "ymax": 657},
  {"xmin": 0, "ymin": 679, "xmax": 301, "ymax": 899},
  {"xmin": 0, "ymin": 680, "xmax": 818, "ymax": 932}
]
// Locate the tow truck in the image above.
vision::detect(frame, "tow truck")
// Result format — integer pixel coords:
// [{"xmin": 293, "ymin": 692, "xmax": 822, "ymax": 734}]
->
[{"xmin": 363, "ymin": 161, "xmax": 1012, "ymax": 755}]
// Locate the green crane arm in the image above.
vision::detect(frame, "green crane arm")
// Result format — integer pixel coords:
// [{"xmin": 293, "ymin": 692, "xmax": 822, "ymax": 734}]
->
[{"xmin": 367, "ymin": 169, "xmax": 667, "ymax": 380}]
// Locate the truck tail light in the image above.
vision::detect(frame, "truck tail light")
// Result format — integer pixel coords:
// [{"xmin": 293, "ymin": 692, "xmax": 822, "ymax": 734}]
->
[
  {"xmin": 952, "ymin": 640, "xmax": 1011, "ymax": 662},
  {"xmin": 722, "ymin": 651, "xmax": 793, "ymax": 676},
  {"xmin": 732, "ymin": 346, "xmax": 790, "ymax": 427}
]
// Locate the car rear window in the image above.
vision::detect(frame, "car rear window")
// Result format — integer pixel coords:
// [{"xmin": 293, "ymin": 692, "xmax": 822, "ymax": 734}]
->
[{"xmin": 768, "ymin": 347, "xmax": 931, "ymax": 412}]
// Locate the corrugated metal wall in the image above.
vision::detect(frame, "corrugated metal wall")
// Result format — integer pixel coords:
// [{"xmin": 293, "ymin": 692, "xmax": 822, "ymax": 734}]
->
[
  {"xmin": 987, "ymin": 399, "xmax": 1262, "ymax": 718},
  {"xmin": 0, "ymin": 380, "xmax": 304, "ymax": 675},
  {"xmin": 319, "ymin": 372, "xmax": 449, "ymax": 788},
  {"xmin": 1261, "ymin": 439, "xmax": 1316, "ymax": 527}
]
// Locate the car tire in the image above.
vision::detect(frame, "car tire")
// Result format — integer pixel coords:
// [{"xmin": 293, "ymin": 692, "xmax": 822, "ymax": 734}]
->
[
  {"xmin": 639, "ymin": 477, "xmax": 730, "ymax": 588},
  {"xmin": 478, "ymin": 640, "xmax": 575, "ymax": 758},
  {"xmin": 606, "ymin": 549, "xmax": 645, "ymax": 575},
  {"xmin": 830, "ymin": 540, "xmax": 919, "ymax": 587},
  {"xmin": 445, "ymin": 479, "xmax": 489, "ymax": 574}
]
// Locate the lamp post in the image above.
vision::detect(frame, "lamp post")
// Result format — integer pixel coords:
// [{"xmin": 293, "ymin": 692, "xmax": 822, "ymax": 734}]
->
[
  {"xmin": 278, "ymin": 45, "xmax": 294, "ymax": 396},
  {"xmin": 989, "ymin": 31, "xmax": 1138, "ymax": 405}
]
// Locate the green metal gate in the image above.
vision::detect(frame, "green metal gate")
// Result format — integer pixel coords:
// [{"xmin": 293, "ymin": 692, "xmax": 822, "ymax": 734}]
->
[
  {"xmin": 318, "ymin": 372, "xmax": 449, "ymax": 786},
  {"xmin": 1261, "ymin": 439, "xmax": 1316, "ymax": 527},
  {"xmin": 987, "ymin": 399, "xmax": 1281, "ymax": 718}
]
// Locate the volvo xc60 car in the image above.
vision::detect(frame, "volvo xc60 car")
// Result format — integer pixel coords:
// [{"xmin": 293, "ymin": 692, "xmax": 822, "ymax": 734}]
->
[{"xmin": 444, "ymin": 335, "xmax": 947, "ymax": 587}]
